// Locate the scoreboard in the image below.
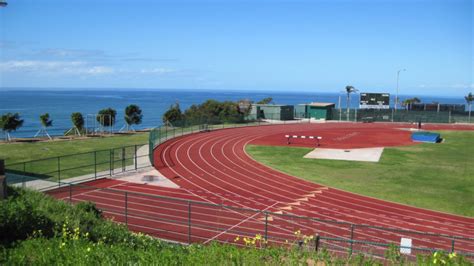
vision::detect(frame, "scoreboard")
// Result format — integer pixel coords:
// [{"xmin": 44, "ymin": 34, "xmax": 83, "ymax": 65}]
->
[{"xmin": 359, "ymin": 93, "xmax": 390, "ymax": 109}]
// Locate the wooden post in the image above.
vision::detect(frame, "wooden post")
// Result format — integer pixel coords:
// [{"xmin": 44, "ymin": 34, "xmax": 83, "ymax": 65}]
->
[{"xmin": 0, "ymin": 159, "xmax": 7, "ymax": 199}]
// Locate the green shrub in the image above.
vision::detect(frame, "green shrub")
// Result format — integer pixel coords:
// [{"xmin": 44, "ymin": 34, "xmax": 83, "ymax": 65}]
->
[{"xmin": 0, "ymin": 189, "xmax": 55, "ymax": 245}]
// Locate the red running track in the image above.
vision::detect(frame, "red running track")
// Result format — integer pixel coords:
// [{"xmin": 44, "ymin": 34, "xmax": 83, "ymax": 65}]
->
[{"xmin": 48, "ymin": 122, "xmax": 474, "ymax": 258}]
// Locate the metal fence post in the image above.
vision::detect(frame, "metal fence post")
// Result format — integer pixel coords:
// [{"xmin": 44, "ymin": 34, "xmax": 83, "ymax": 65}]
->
[
  {"xmin": 125, "ymin": 192, "xmax": 128, "ymax": 226},
  {"xmin": 22, "ymin": 162, "xmax": 26, "ymax": 188},
  {"xmin": 122, "ymin": 147, "xmax": 125, "ymax": 172},
  {"xmin": 264, "ymin": 211, "xmax": 269, "ymax": 245},
  {"xmin": 69, "ymin": 183, "xmax": 72, "ymax": 204},
  {"xmin": 349, "ymin": 224, "xmax": 355, "ymax": 255},
  {"xmin": 314, "ymin": 234, "xmax": 320, "ymax": 252},
  {"xmin": 109, "ymin": 149, "xmax": 112, "ymax": 176},
  {"xmin": 451, "ymin": 239, "xmax": 455, "ymax": 253},
  {"xmin": 188, "ymin": 201, "xmax": 192, "ymax": 244},
  {"xmin": 134, "ymin": 145, "xmax": 138, "ymax": 170},
  {"xmin": 94, "ymin": 151, "xmax": 97, "ymax": 179},
  {"xmin": 111, "ymin": 149, "xmax": 115, "ymax": 175},
  {"xmin": 57, "ymin": 156, "xmax": 61, "ymax": 187}
]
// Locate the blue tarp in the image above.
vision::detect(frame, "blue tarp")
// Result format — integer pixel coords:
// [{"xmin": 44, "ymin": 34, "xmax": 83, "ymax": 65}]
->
[{"xmin": 411, "ymin": 132, "xmax": 441, "ymax": 143}]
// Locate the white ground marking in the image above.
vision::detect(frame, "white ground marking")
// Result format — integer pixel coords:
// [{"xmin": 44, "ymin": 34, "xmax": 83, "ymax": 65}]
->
[{"xmin": 304, "ymin": 147, "xmax": 384, "ymax": 162}]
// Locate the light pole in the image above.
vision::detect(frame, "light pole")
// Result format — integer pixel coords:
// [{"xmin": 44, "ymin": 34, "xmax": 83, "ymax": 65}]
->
[{"xmin": 395, "ymin": 69, "xmax": 406, "ymax": 111}]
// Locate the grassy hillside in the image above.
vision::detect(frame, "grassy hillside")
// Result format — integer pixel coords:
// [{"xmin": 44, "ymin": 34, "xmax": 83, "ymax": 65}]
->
[{"xmin": 246, "ymin": 131, "xmax": 474, "ymax": 217}]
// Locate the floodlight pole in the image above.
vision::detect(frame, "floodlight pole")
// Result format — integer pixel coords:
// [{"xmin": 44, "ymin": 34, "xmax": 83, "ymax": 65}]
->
[{"xmin": 395, "ymin": 69, "xmax": 406, "ymax": 112}]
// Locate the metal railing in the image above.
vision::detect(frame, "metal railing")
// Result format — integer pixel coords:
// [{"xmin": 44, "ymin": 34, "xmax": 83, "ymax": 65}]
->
[
  {"xmin": 49, "ymin": 181, "xmax": 474, "ymax": 259},
  {"xmin": 5, "ymin": 144, "xmax": 150, "ymax": 191},
  {"xmin": 330, "ymin": 108, "xmax": 473, "ymax": 124}
]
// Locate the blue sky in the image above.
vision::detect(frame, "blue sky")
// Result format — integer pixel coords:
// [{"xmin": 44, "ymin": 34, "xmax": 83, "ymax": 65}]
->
[{"xmin": 0, "ymin": 0, "xmax": 472, "ymax": 96}]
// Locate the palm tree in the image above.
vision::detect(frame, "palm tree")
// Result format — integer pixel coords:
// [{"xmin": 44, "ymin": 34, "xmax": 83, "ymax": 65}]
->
[
  {"xmin": 35, "ymin": 113, "xmax": 53, "ymax": 140},
  {"xmin": 0, "ymin": 113, "xmax": 24, "ymax": 141},
  {"xmin": 465, "ymin": 92, "xmax": 473, "ymax": 123},
  {"xmin": 401, "ymin": 97, "xmax": 421, "ymax": 110},
  {"xmin": 123, "ymin": 104, "xmax": 143, "ymax": 132},
  {"xmin": 345, "ymin": 85, "xmax": 357, "ymax": 121}
]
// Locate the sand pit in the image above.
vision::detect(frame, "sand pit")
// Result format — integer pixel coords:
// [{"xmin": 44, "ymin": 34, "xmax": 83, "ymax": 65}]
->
[
  {"xmin": 113, "ymin": 168, "xmax": 180, "ymax": 188},
  {"xmin": 304, "ymin": 147, "xmax": 384, "ymax": 162}
]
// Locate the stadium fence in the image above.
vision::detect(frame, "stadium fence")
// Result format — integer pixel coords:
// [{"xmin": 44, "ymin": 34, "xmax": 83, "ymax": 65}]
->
[
  {"xmin": 46, "ymin": 181, "xmax": 474, "ymax": 259},
  {"xmin": 329, "ymin": 108, "xmax": 473, "ymax": 124}
]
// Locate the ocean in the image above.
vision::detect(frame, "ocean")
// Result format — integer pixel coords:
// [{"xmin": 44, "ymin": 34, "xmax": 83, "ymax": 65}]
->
[{"xmin": 0, "ymin": 89, "xmax": 468, "ymax": 138}]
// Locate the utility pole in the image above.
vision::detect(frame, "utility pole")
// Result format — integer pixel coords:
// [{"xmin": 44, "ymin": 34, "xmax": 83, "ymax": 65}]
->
[{"xmin": 395, "ymin": 69, "xmax": 406, "ymax": 111}]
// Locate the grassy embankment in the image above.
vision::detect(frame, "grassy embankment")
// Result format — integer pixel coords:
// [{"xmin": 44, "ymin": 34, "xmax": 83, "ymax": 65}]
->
[
  {"xmin": 0, "ymin": 187, "xmax": 467, "ymax": 265},
  {"xmin": 246, "ymin": 131, "xmax": 474, "ymax": 217}
]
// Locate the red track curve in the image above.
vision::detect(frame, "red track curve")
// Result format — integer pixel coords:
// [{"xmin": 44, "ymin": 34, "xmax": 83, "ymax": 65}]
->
[{"xmin": 48, "ymin": 122, "xmax": 474, "ymax": 257}]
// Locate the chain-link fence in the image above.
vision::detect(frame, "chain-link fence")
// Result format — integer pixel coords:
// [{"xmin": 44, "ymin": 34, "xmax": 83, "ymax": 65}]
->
[
  {"xmin": 329, "ymin": 108, "xmax": 473, "ymax": 124},
  {"xmin": 5, "ymin": 144, "xmax": 150, "ymax": 191},
  {"xmin": 46, "ymin": 182, "xmax": 474, "ymax": 260}
]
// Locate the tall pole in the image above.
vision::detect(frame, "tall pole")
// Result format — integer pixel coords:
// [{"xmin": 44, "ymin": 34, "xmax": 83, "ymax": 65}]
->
[
  {"xmin": 338, "ymin": 95, "xmax": 342, "ymax": 121},
  {"xmin": 346, "ymin": 92, "xmax": 350, "ymax": 121},
  {"xmin": 395, "ymin": 69, "xmax": 406, "ymax": 111}
]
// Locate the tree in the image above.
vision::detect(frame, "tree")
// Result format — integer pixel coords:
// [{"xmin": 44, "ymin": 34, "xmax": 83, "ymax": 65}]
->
[
  {"xmin": 97, "ymin": 108, "xmax": 116, "ymax": 127},
  {"xmin": 71, "ymin": 112, "xmax": 84, "ymax": 130},
  {"xmin": 162, "ymin": 103, "xmax": 184, "ymax": 126},
  {"xmin": 0, "ymin": 113, "xmax": 24, "ymax": 141},
  {"xmin": 123, "ymin": 104, "xmax": 143, "ymax": 131},
  {"xmin": 465, "ymin": 92, "xmax": 473, "ymax": 123},
  {"xmin": 401, "ymin": 97, "xmax": 421, "ymax": 110},
  {"xmin": 345, "ymin": 85, "xmax": 357, "ymax": 121},
  {"xmin": 35, "ymin": 113, "xmax": 53, "ymax": 140},
  {"xmin": 257, "ymin": 97, "xmax": 273, "ymax": 104},
  {"xmin": 65, "ymin": 112, "xmax": 84, "ymax": 136},
  {"xmin": 40, "ymin": 113, "xmax": 53, "ymax": 128},
  {"xmin": 237, "ymin": 99, "xmax": 253, "ymax": 116}
]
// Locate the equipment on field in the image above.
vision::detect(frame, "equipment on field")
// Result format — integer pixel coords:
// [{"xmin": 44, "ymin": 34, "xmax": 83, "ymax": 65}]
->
[
  {"xmin": 285, "ymin": 135, "xmax": 322, "ymax": 147},
  {"xmin": 411, "ymin": 131, "xmax": 441, "ymax": 143}
]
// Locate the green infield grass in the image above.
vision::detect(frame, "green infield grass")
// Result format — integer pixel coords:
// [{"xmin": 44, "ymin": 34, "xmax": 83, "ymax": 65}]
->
[{"xmin": 246, "ymin": 131, "xmax": 474, "ymax": 217}]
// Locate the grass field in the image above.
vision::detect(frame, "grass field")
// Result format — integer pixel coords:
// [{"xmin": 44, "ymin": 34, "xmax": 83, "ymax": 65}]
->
[
  {"xmin": 246, "ymin": 131, "xmax": 474, "ymax": 217},
  {"xmin": 0, "ymin": 133, "xmax": 149, "ymax": 164}
]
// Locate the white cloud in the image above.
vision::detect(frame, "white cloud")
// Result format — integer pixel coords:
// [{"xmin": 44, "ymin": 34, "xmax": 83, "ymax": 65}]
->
[
  {"xmin": 85, "ymin": 66, "xmax": 115, "ymax": 75},
  {"xmin": 451, "ymin": 83, "xmax": 474, "ymax": 89},
  {"xmin": 140, "ymin": 67, "xmax": 176, "ymax": 75},
  {"xmin": 0, "ymin": 60, "xmax": 114, "ymax": 76}
]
